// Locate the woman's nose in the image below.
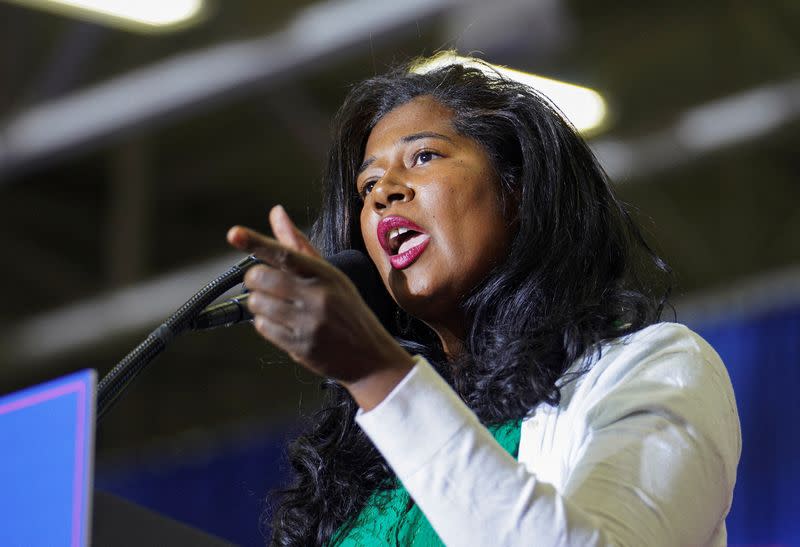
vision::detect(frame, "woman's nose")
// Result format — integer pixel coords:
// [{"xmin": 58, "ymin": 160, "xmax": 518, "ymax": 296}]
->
[{"xmin": 371, "ymin": 172, "xmax": 414, "ymax": 210}]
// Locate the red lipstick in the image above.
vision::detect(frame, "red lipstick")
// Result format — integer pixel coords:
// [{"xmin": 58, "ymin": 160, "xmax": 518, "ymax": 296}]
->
[{"xmin": 377, "ymin": 216, "xmax": 431, "ymax": 270}]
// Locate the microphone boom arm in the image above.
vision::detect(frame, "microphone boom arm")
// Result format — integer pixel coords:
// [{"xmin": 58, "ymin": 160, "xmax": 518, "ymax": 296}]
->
[{"xmin": 96, "ymin": 255, "xmax": 260, "ymax": 421}]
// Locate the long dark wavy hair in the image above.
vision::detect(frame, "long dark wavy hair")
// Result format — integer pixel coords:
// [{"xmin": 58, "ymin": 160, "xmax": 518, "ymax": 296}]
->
[{"xmin": 267, "ymin": 56, "xmax": 672, "ymax": 546}]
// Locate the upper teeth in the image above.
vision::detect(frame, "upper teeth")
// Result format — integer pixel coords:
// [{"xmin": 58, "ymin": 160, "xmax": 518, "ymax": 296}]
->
[{"xmin": 388, "ymin": 227, "xmax": 410, "ymax": 242}]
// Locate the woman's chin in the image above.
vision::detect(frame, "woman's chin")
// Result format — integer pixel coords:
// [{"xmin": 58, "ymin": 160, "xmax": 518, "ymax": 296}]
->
[{"xmin": 389, "ymin": 282, "xmax": 455, "ymax": 323}]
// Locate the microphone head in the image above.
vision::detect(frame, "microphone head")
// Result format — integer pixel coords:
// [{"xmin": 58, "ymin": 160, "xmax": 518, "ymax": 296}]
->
[{"xmin": 328, "ymin": 250, "xmax": 395, "ymax": 330}]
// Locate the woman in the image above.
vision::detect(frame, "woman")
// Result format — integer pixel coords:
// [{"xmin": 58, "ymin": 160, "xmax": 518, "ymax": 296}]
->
[{"xmin": 227, "ymin": 55, "xmax": 741, "ymax": 546}]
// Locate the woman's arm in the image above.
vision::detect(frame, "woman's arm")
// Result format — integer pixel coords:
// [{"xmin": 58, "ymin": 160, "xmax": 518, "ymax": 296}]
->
[{"xmin": 356, "ymin": 324, "xmax": 741, "ymax": 546}]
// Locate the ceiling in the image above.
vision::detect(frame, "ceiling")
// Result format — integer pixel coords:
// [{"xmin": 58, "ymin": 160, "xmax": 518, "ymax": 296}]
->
[{"xmin": 0, "ymin": 0, "xmax": 798, "ymax": 458}]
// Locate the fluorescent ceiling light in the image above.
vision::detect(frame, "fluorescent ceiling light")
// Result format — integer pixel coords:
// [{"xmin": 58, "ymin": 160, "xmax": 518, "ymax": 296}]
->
[
  {"xmin": 412, "ymin": 53, "xmax": 608, "ymax": 135},
  {"xmin": 7, "ymin": 0, "xmax": 205, "ymax": 32}
]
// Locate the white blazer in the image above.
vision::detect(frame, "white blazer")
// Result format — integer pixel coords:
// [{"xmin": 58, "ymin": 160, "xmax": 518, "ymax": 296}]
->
[{"xmin": 356, "ymin": 323, "xmax": 741, "ymax": 546}]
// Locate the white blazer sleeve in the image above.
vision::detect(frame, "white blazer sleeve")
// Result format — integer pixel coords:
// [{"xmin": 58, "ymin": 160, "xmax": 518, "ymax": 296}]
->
[{"xmin": 355, "ymin": 324, "xmax": 741, "ymax": 546}]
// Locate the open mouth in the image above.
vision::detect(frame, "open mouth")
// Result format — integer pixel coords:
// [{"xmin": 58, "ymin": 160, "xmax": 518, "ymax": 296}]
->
[
  {"xmin": 387, "ymin": 227, "xmax": 429, "ymax": 256},
  {"xmin": 377, "ymin": 216, "xmax": 431, "ymax": 270}
]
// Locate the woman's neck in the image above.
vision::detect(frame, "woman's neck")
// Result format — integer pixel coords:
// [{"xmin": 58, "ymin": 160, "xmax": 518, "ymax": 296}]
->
[{"xmin": 429, "ymin": 322, "xmax": 467, "ymax": 360}]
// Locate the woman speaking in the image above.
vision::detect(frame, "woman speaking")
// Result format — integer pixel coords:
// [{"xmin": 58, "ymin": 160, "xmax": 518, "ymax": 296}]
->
[{"xmin": 226, "ymin": 54, "xmax": 741, "ymax": 546}]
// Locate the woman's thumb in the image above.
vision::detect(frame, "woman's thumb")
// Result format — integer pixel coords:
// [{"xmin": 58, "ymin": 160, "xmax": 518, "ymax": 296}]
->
[{"xmin": 269, "ymin": 205, "xmax": 321, "ymax": 258}]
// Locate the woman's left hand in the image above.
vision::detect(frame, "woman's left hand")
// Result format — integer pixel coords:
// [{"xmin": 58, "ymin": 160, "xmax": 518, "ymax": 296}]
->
[{"xmin": 227, "ymin": 205, "xmax": 414, "ymax": 410}]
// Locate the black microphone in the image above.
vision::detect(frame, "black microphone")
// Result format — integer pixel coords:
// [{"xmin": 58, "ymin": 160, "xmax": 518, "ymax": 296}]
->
[{"xmin": 191, "ymin": 250, "xmax": 394, "ymax": 330}]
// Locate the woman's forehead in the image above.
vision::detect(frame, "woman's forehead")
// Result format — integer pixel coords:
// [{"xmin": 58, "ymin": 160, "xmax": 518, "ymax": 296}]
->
[{"xmin": 364, "ymin": 96, "xmax": 456, "ymax": 152}]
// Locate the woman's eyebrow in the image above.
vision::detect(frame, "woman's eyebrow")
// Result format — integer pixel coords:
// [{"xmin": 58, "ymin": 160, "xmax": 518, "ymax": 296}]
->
[
  {"xmin": 400, "ymin": 131, "xmax": 454, "ymax": 144},
  {"xmin": 357, "ymin": 132, "xmax": 454, "ymax": 176},
  {"xmin": 357, "ymin": 157, "xmax": 375, "ymax": 177}
]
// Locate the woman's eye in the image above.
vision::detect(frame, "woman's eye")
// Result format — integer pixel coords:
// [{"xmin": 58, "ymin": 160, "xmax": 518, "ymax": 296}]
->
[
  {"xmin": 414, "ymin": 150, "xmax": 438, "ymax": 165},
  {"xmin": 360, "ymin": 180, "xmax": 376, "ymax": 198}
]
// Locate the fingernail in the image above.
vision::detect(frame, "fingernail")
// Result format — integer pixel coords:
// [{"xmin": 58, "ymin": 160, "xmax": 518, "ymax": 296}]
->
[
  {"xmin": 247, "ymin": 292, "xmax": 262, "ymax": 309},
  {"xmin": 244, "ymin": 268, "xmax": 259, "ymax": 286},
  {"xmin": 227, "ymin": 226, "xmax": 242, "ymax": 244}
]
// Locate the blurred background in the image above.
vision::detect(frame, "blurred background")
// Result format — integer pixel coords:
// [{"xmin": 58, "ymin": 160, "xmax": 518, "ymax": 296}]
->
[{"xmin": 0, "ymin": 0, "xmax": 798, "ymax": 544}]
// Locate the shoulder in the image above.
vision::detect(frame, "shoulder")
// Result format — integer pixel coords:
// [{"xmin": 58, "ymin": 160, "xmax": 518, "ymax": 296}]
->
[
  {"xmin": 567, "ymin": 322, "xmax": 732, "ymax": 400},
  {"xmin": 560, "ymin": 321, "xmax": 741, "ymax": 472},
  {"xmin": 516, "ymin": 323, "xmax": 742, "ymax": 545}
]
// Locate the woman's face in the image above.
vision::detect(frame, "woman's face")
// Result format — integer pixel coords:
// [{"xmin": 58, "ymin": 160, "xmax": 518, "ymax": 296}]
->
[{"xmin": 357, "ymin": 95, "xmax": 512, "ymax": 332}]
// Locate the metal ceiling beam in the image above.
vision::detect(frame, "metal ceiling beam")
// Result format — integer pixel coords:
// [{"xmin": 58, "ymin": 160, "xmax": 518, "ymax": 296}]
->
[
  {"xmin": 590, "ymin": 77, "xmax": 800, "ymax": 182},
  {"xmin": 2, "ymin": 252, "xmax": 246, "ymax": 365},
  {"xmin": 0, "ymin": 0, "xmax": 460, "ymax": 181}
]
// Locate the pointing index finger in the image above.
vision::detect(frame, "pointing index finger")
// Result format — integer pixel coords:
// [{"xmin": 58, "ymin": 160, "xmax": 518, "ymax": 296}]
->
[{"xmin": 227, "ymin": 225, "xmax": 322, "ymax": 277}]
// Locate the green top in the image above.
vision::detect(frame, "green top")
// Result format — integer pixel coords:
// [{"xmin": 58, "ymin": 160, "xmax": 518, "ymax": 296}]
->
[{"xmin": 330, "ymin": 419, "xmax": 523, "ymax": 546}]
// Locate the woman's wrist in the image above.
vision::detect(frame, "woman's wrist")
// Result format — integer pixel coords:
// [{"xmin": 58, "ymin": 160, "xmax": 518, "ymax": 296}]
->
[{"xmin": 344, "ymin": 349, "xmax": 416, "ymax": 412}]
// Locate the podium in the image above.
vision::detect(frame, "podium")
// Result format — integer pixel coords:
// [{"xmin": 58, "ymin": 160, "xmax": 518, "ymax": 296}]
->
[{"xmin": 0, "ymin": 370, "xmax": 234, "ymax": 546}]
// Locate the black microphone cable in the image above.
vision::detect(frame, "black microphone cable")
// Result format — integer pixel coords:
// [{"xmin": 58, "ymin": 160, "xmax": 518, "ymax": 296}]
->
[{"xmin": 96, "ymin": 255, "xmax": 259, "ymax": 421}]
